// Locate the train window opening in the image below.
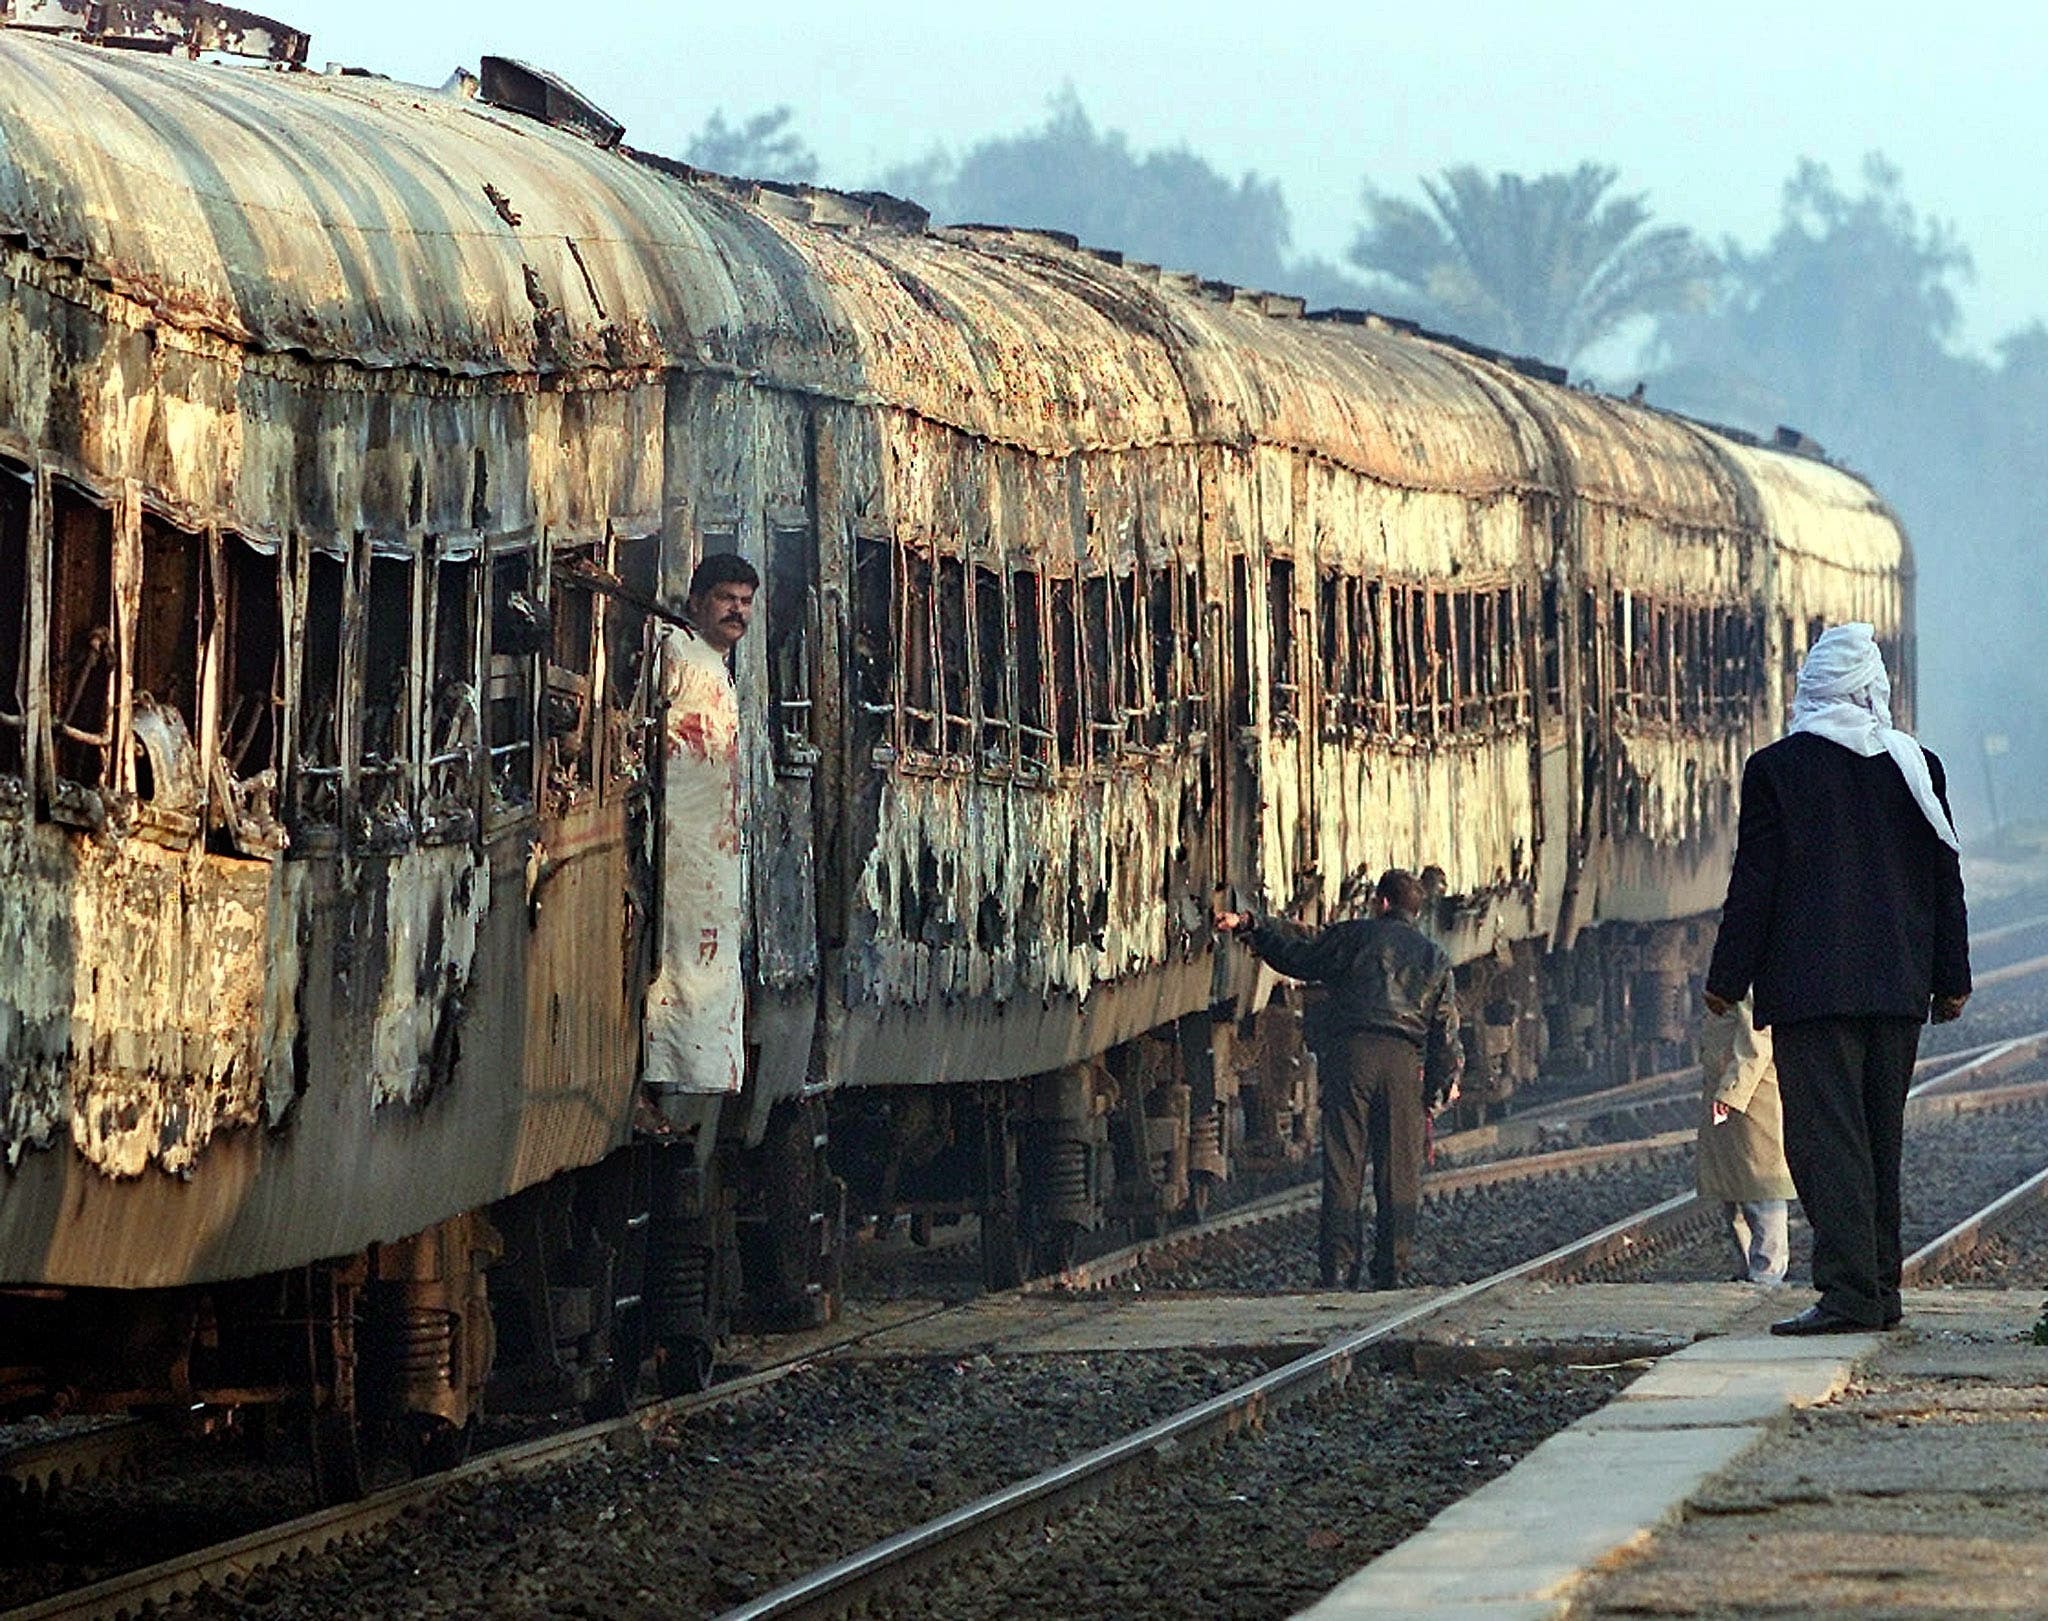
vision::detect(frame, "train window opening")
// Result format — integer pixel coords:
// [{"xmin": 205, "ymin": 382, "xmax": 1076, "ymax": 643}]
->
[
  {"xmin": 851, "ymin": 535, "xmax": 895, "ymax": 733},
  {"xmin": 974, "ymin": 564, "xmax": 1009, "ymax": 768},
  {"xmin": 1364, "ymin": 580, "xmax": 1387, "ymax": 732},
  {"xmin": 0, "ymin": 464, "xmax": 29, "ymax": 781},
  {"xmin": 1012, "ymin": 570, "xmax": 1050, "ymax": 773},
  {"xmin": 1147, "ymin": 564, "xmax": 1175, "ymax": 748},
  {"xmin": 136, "ymin": 513, "xmax": 205, "ymax": 728},
  {"xmin": 424, "ymin": 552, "xmax": 479, "ymax": 840},
  {"xmin": 1653, "ymin": 603, "xmax": 1675, "ymax": 720},
  {"xmin": 1540, "ymin": 579, "xmax": 1562, "ymax": 712},
  {"xmin": 1456, "ymin": 590, "xmax": 1483, "ymax": 731},
  {"xmin": 1115, "ymin": 568, "xmax": 1145, "ymax": 750},
  {"xmin": 1083, "ymin": 571, "xmax": 1114, "ymax": 757},
  {"xmin": 1049, "ymin": 574, "xmax": 1082, "ymax": 768},
  {"xmin": 360, "ymin": 554, "xmax": 416, "ymax": 835},
  {"xmin": 1430, "ymin": 589, "xmax": 1453, "ymax": 734},
  {"xmin": 1228, "ymin": 556, "xmax": 1251, "ymax": 730},
  {"xmin": 1708, "ymin": 607, "xmax": 1729, "ymax": 723},
  {"xmin": 1389, "ymin": 584, "xmax": 1413, "ymax": 735},
  {"xmin": 1633, "ymin": 595, "xmax": 1657, "ymax": 719},
  {"xmin": 1492, "ymin": 588, "xmax": 1518, "ymax": 725},
  {"xmin": 1610, "ymin": 590, "xmax": 1631, "ymax": 712},
  {"xmin": 765, "ymin": 522, "xmax": 815, "ymax": 771},
  {"xmin": 545, "ymin": 547, "xmax": 596, "ymax": 794},
  {"xmin": 1343, "ymin": 577, "xmax": 1371, "ymax": 731},
  {"xmin": 1580, "ymin": 588, "xmax": 1601, "ymax": 717},
  {"xmin": 219, "ymin": 538, "xmax": 283, "ymax": 784},
  {"xmin": 292, "ymin": 549, "xmax": 347, "ymax": 839},
  {"xmin": 899, "ymin": 544, "xmax": 936, "ymax": 755},
  {"xmin": 1180, "ymin": 564, "xmax": 1207, "ymax": 736},
  {"xmin": 937, "ymin": 554, "xmax": 973, "ymax": 758},
  {"xmin": 604, "ymin": 532, "xmax": 659, "ymax": 712},
  {"xmin": 208, "ymin": 535, "xmax": 285, "ymax": 854},
  {"xmin": 1681, "ymin": 607, "xmax": 1706, "ymax": 726},
  {"xmin": 49, "ymin": 485, "xmax": 116, "ymax": 795},
  {"xmin": 1266, "ymin": 559, "xmax": 1296, "ymax": 733},
  {"xmin": 487, "ymin": 550, "xmax": 539, "ymax": 820},
  {"xmin": 1318, "ymin": 569, "xmax": 1343, "ymax": 732}
]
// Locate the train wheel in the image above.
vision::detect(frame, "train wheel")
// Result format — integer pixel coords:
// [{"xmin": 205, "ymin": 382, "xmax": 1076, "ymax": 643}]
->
[
  {"xmin": 980, "ymin": 1210, "xmax": 1031, "ymax": 1292},
  {"xmin": 978, "ymin": 1089, "xmax": 1031, "ymax": 1291},
  {"xmin": 654, "ymin": 1335, "xmax": 715, "ymax": 1396},
  {"xmin": 304, "ymin": 1267, "xmax": 366, "ymax": 1505},
  {"xmin": 402, "ymin": 1413, "xmax": 475, "ymax": 1476},
  {"xmin": 1031, "ymin": 1221, "xmax": 1079, "ymax": 1277}
]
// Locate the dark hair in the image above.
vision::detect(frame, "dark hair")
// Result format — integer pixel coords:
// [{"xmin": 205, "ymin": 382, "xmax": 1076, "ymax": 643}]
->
[
  {"xmin": 1376, "ymin": 868, "xmax": 1425, "ymax": 917},
  {"xmin": 688, "ymin": 552, "xmax": 759, "ymax": 597}
]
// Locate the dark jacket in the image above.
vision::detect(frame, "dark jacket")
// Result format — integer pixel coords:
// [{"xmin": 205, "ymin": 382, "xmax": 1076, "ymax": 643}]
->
[
  {"xmin": 1705, "ymin": 731, "xmax": 1970, "ymax": 1029},
  {"xmin": 1243, "ymin": 912, "xmax": 1463, "ymax": 1099}
]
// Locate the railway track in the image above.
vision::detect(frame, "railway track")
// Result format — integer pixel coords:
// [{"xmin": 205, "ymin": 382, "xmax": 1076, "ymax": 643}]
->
[
  {"xmin": 713, "ymin": 1087, "xmax": 2048, "ymax": 1621},
  {"xmin": 10, "ymin": 936, "xmax": 2048, "ymax": 1620}
]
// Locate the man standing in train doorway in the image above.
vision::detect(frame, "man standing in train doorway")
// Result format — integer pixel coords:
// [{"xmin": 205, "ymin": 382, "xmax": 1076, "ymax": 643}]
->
[
  {"xmin": 1216, "ymin": 870, "xmax": 1462, "ymax": 1289},
  {"xmin": 1705, "ymin": 623, "xmax": 1971, "ymax": 1335},
  {"xmin": 643, "ymin": 552, "xmax": 760, "ymax": 1109}
]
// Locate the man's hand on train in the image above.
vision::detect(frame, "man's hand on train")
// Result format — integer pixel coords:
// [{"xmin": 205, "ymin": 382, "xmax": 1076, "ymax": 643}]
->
[
  {"xmin": 1211, "ymin": 907, "xmax": 1251, "ymax": 936},
  {"xmin": 1702, "ymin": 991, "xmax": 1733, "ymax": 1017},
  {"xmin": 1930, "ymin": 993, "xmax": 1970, "ymax": 1024}
]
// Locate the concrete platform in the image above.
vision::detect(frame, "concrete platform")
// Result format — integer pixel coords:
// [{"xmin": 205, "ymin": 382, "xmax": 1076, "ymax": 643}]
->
[{"xmin": 1296, "ymin": 1288, "xmax": 2047, "ymax": 1621}]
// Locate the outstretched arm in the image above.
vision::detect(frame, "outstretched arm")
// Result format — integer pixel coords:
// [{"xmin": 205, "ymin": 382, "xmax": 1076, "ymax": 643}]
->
[{"xmin": 1223, "ymin": 912, "xmax": 1349, "ymax": 983}]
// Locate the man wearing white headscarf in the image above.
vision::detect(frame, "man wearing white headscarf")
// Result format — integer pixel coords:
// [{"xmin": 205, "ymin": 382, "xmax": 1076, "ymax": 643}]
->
[{"xmin": 1705, "ymin": 623, "xmax": 1970, "ymax": 1336}]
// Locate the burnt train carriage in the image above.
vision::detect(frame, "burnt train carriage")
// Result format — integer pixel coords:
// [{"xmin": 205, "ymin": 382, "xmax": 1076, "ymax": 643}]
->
[{"xmin": 0, "ymin": 20, "xmax": 1908, "ymax": 1459}]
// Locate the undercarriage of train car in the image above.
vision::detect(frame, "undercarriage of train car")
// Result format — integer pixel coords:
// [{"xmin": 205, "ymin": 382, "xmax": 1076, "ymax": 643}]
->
[
  {"xmin": 824, "ymin": 905, "xmax": 1716, "ymax": 1290},
  {"xmin": 0, "ymin": 1113, "xmax": 846, "ymax": 1502}
]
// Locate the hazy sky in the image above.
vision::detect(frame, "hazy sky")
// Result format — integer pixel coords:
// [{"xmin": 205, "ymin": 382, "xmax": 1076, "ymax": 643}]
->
[{"xmin": 277, "ymin": 2, "xmax": 2040, "ymax": 353}]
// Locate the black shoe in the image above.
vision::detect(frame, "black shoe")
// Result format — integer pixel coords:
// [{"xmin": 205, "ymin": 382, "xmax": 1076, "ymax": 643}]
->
[{"xmin": 1770, "ymin": 1304, "xmax": 1879, "ymax": 1337}]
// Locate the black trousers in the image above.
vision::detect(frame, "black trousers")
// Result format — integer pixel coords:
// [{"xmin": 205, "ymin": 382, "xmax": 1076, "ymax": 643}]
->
[
  {"xmin": 1773, "ymin": 1015, "xmax": 1923, "ymax": 1327},
  {"xmin": 1318, "ymin": 1031, "xmax": 1426, "ymax": 1287}
]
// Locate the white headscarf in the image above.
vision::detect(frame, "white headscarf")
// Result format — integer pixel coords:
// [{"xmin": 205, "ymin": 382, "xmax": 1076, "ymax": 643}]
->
[{"xmin": 1789, "ymin": 622, "xmax": 1959, "ymax": 851}]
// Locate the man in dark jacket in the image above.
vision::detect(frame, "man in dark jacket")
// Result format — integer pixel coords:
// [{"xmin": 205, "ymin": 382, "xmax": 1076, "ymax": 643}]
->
[
  {"xmin": 1705, "ymin": 623, "xmax": 1970, "ymax": 1336},
  {"xmin": 1216, "ymin": 869, "xmax": 1461, "ymax": 1289}
]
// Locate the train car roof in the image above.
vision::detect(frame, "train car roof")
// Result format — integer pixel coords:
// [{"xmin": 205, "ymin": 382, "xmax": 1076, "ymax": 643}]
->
[{"xmin": 0, "ymin": 31, "xmax": 1896, "ymax": 541}]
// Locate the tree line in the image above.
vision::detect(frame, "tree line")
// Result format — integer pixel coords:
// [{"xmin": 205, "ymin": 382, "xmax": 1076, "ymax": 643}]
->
[{"xmin": 685, "ymin": 98, "xmax": 2046, "ymax": 839}]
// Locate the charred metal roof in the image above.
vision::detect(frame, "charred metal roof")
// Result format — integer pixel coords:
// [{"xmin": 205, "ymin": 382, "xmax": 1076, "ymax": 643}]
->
[{"xmin": 0, "ymin": 31, "xmax": 1892, "ymax": 527}]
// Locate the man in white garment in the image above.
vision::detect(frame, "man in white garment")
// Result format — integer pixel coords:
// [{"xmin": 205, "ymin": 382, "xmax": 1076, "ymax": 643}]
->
[
  {"xmin": 643, "ymin": 554, "xmax": 759, "ymax": 1109},
  {"xmin": 1704, "ymin": 623, "xmax": 1970, "ymax": 1334}
]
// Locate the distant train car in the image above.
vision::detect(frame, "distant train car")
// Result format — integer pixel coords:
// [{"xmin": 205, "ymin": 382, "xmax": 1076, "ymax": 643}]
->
[{"xmin": 0, "ymin": 9, "xmax": 1906, "ymax": 1492}]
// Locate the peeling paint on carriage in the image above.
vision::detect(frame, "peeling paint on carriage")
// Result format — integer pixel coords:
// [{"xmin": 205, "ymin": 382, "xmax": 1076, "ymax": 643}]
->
[{"xmin": 0, "ymin": 826, "xmax": 273, "ymax": 1175}]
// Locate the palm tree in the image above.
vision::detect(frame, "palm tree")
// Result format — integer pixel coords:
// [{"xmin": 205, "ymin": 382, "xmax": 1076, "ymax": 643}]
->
[{"xmin": 1347, "ymin": 163, "xmax": 1719, "ymax": 367}]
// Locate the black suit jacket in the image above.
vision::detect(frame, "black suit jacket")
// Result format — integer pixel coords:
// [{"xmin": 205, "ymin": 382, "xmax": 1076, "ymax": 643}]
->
[{"xmin": 1705, "ymin": 731, "xmax": 1970, "ymax": 1028}]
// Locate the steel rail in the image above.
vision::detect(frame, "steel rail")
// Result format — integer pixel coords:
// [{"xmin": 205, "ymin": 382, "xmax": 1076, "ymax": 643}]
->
[
  {"xmin": 711, "ymin": 1183, "xmax": 1709, "ymax": 1621},
  {"xmin": 1902, "ymin": 1164, "xmax": 2048, "ymax": 1283},
  {"xmin": 16, "ymin": 982, "xmax": 2048, "ymax": 1616},
  {"xmin": 0, "ymin": 1419, "xmax": 156, "ymax": 1499},
  {"xmin": 1972, "ymin": 950, "xmax": 2048, "ymax": 990},
  {"xmin": 0, "ymin": 1299, "xmax": 962, "ymax": 1621},
  {"xmin": 1038, "ymin": 1129, "xmax": 1701, "ymax": 1294},
  {"xmin": 1965, "ymin": 911, "xmax": 2048, "ymax": 950}
]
